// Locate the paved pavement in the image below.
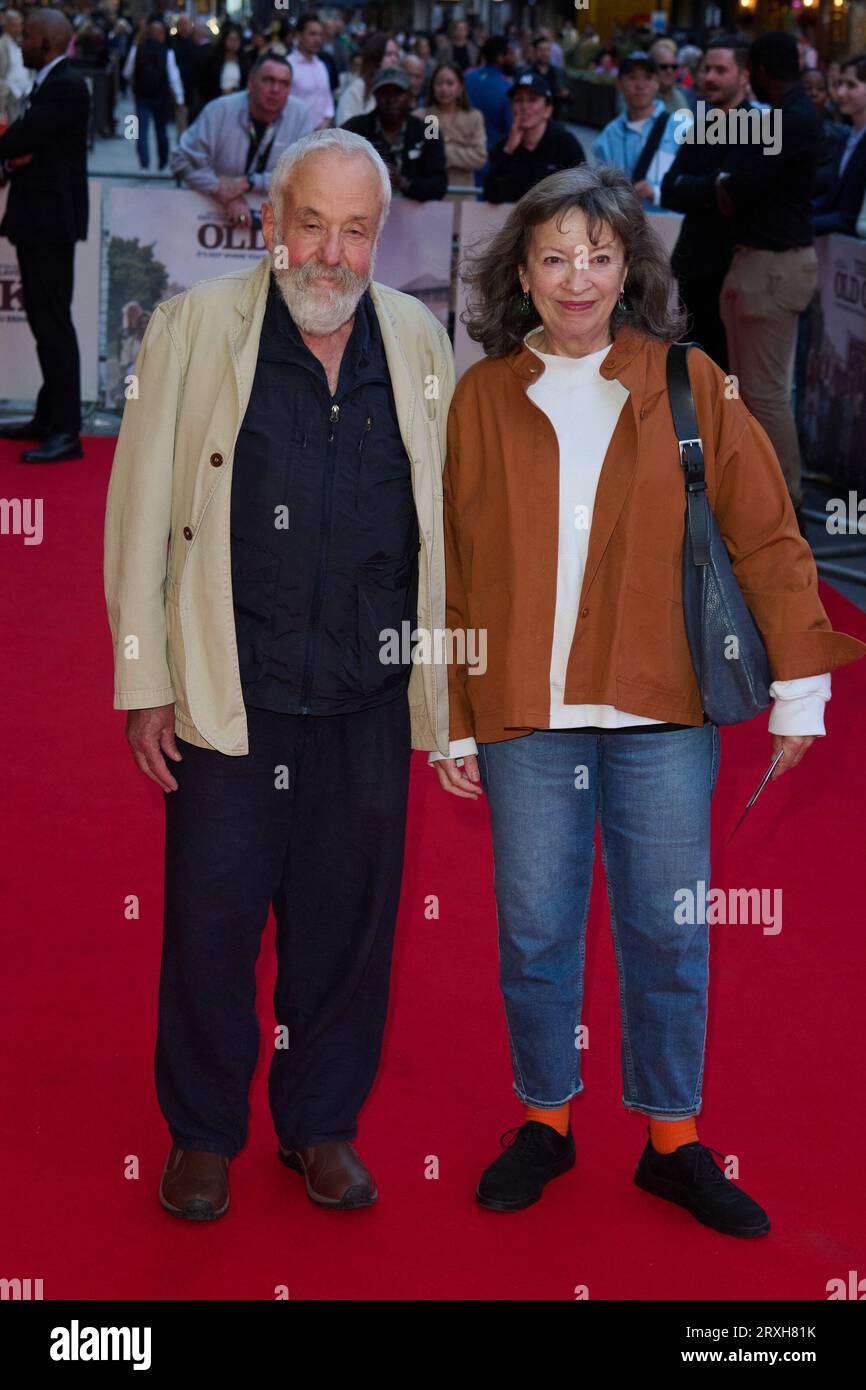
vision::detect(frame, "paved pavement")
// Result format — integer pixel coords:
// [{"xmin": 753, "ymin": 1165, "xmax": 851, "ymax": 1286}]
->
[{"xmin": 88, "ymin": 93, "xmax": 177, "ymax": 180}]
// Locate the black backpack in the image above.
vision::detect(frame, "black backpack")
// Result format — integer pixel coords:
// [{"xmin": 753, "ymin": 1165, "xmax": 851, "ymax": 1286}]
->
[{"xmin": 133, "ymin": 40, "xmax": 169, "ymax": 101}]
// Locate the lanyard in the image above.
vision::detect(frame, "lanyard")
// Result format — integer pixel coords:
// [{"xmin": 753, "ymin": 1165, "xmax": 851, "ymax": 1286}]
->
[{"xmin": 244, "ymin": 117, "xmax": 277, "ymax": 176}]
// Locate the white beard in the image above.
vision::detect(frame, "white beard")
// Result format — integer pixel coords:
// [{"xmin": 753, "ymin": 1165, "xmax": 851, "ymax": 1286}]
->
[{"xmin": 270, "ymin": 237, "xmax": 375, "ymax": 336}]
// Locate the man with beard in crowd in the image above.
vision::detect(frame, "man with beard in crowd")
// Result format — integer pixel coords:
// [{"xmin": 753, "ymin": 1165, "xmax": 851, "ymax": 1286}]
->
[
  {"xmin": 661, "ymin": 35, "xmax": 751, "ymax": 371},
  {"xmin": 716, "ymin": 31, "xmax": 821, "ymax": 518}
]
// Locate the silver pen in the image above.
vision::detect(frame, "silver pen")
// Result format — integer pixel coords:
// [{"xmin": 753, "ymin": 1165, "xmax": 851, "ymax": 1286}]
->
[{"xmin": 727, "ymin": 749, "xmax": 785, "ymax": 844}]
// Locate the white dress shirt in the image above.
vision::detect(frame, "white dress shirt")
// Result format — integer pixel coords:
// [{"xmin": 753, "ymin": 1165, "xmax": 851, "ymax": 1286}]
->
[
  {"xmin": 336, "ymin": 76, "xmax": 374, "ymax": 126},
  {"xmin": 287, "ymin": 50, "xmax": 334, "ymax": 128},
  {"xmin": 122, "ymin": 43, "xmax": 185, "ymax": 107},
  {"xmin": 430, "ymin": 327, "xmax": 831, "ymax": 763}
]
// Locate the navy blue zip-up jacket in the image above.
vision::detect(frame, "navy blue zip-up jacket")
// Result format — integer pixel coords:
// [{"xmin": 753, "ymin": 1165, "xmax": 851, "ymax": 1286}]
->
[{"xmin": 230, "ymin": 272, "xmax": 420, "ymax": 716}]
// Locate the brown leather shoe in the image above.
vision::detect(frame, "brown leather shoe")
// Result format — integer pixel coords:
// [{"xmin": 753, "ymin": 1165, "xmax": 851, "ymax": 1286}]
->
[
  {"xmin": 278, "ymin": 1139, "xmax": 377, "ymax": 1208},
  {"xmin": 159, "ymin": 1145, "xmax": 230, "ymax": 1221}
]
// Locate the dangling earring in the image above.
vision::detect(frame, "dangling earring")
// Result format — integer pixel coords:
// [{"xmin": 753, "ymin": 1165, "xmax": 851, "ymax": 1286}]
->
[
  {"xmin": 520, "ymin": 289, "xmax": 532, "ymax": 315},
  {"xmin": 617, "ymin": 290, "xmax": 627, "ymax": 312}
]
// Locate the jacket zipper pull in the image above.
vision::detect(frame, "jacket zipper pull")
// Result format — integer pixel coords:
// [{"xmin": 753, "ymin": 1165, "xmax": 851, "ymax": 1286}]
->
[
  {"xmin": 328, "ymin": 402, "xmax": 340, "ymax": 442},
  {"xmin": 358, "ymin": 414, "xmax": 373, "ymax": 451}
]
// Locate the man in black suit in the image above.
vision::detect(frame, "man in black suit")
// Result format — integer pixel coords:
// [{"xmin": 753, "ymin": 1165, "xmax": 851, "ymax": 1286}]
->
[
  {"xmin": 661, "ymin": 36, "xmax": 751, "ymax": 372},
  {"xmin": 0, "ymin": 9, "xmax": 89, "ymax": 462}
]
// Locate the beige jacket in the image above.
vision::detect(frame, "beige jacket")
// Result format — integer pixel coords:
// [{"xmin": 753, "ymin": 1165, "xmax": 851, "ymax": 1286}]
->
[
  {"xmin": 419, "ymin": 105, "xmax": 487, "ymax": 186},
  {"xmin": 104, "ymin": 253, "xmax": 454, "ymax": 756}
]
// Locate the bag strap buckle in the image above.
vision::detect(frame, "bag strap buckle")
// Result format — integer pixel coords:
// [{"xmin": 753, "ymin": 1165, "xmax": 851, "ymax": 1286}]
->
[{"xmin": 679, "ymin": 438, "xmax": 706, "ymax": 490}]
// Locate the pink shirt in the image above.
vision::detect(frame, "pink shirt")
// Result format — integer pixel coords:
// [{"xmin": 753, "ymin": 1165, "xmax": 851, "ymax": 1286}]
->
[{"xmin": 287, "ymin": 50, "xmax": 334, "ymax": 128}]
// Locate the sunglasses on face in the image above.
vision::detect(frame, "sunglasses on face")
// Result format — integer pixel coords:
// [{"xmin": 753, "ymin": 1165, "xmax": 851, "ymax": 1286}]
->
[{"xmin": 656, "ymin": 64, "xmax": 678, "ymax": 72}]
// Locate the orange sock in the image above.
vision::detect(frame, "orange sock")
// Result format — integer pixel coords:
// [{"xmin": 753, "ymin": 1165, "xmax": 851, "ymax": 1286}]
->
[
  {"xmin": 525, "ymin": 1102, "xmax": 570, "ymax": 1136},
  {"xmin": 648, "ymin": 1116, "xmax": 699, "ymax": 1154}
]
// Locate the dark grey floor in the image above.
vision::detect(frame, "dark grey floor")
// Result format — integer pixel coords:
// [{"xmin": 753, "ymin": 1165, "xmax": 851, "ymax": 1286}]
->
[{"xmin": 797, "ymin": 473, "xmax": 866, "ymax": 612}]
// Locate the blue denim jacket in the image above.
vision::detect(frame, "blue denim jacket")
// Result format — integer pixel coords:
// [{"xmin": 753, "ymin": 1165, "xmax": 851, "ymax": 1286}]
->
[{"xmin": 592, "ymin": 100, "xmax": 686, "ymax": 205}]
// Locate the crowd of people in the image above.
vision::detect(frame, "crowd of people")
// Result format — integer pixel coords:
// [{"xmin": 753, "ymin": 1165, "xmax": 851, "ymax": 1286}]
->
[
  {"xmin": 1, "ymin": 4, "xmax": 866, "ymax": 491},
  {"xmin": 2, "ymin": 6, "xmax": 865, "ymax": 222}
]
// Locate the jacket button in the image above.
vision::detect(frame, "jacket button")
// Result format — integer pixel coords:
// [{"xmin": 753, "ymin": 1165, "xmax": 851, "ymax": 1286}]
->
[
  {"xmin": 183, "ymin": 526, "xmax": 193, "ymax": 540},
  {"xmin": 581, "ymin": 606, "xmax": 589, "ymax": 618},
  {"xmin": 209, "ymin": 452, "xmax": 223, "ymax": 467}
]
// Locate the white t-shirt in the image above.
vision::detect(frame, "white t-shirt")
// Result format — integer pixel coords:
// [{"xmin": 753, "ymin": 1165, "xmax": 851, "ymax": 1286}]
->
[
  {"xmin": 527, "ymin": 332, "xmax": 662, "ymax": 728},
  {"xmin": 221, "ymin": 58, "xmax": 242, "ymax": 93}
]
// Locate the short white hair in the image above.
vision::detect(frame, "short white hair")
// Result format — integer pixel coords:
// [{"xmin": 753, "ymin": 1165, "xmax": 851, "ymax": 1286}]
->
[
  {"xmin": 267, "ymin": 129, "xmax": 392, "ymax": 241},
  {"xmin": 677, "ymin": 45, "xmax": 703, "ymax": 69}
]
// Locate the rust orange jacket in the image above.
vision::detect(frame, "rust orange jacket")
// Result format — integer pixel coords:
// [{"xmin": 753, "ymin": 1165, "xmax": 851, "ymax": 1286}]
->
[{"xmin": 443, "ymin": 325, "xmax": 865, "ymax": 744}]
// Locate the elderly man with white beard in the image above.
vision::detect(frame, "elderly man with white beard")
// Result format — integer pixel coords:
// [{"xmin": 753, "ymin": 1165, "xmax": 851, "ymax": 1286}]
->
[{"xmin": 104, "ymin": 128, "xmax": 454, "ymax": 1221}]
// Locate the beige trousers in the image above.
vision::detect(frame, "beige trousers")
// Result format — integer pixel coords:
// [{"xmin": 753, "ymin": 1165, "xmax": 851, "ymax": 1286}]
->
[{"xmin": 720, "ymin": 244, "xmax": 818, "ymax": 507}]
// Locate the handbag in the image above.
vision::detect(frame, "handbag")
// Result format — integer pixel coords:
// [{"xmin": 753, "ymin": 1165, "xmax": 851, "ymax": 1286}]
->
[{"xmin": 666, "ymin": 342, "xmax": 772, "ymax": 725}]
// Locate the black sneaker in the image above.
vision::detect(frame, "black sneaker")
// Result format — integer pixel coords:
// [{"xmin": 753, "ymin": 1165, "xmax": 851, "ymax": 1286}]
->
[
  {"xmin": 476, "ymin": 1120, "xmax": 575, "ymax": 1212},
  {"xmin": 634, "ymin": 1128, "xmax": 770, "ymax": 1237}
]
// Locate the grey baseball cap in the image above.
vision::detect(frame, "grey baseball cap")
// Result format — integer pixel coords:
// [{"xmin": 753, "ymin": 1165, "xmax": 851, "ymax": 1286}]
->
[{"xmin": 371, "ymin": 66, "xmax": 412, "ymax": 94}]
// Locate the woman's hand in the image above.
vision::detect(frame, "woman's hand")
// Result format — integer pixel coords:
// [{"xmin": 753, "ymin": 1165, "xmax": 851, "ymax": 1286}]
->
[
  {"xmin": 770, "ymin": 733, "xmax": 817, "ymax": 779},
  {"xmin": 504, "ymin": 120, "xmax": 525, "ymax": 154},
  {"xmin": 433, "ymin": 755, "xmax": 484, "ymax": 800}
]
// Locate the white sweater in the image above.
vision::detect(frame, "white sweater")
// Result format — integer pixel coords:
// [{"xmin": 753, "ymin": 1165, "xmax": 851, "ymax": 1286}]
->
[{"xmin": 430, "ymin": 328, "xmax": 831, "ymax": 762}]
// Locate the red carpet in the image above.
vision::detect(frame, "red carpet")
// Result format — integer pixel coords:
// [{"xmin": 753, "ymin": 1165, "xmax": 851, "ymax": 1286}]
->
[{"xmin": 2, "ymin": 436, "xmax": 865, "ymax": 1300}]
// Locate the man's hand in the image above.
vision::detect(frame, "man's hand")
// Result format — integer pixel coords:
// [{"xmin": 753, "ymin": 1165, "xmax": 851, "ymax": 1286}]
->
[
  {"xmin": 224, "ymin": 195, "xmax": 252, "ymax": 227},
  {"xmin": 770, "ymin": 733, "xmax": 816, "ymax": 779},
  {"xmin": 432, "ymin": 755, "xmax": 483, "ymax": 800},
  {"xmin": 633, "ymin": 178, "xmax": 653, "ymax": 202},
  {"xmin": 126, "ymin": 704, "xmax": 183, "ymax": 792},
  {"xmin": 215, "ymin": 174, "xmax": 249, "ymax": 205}
]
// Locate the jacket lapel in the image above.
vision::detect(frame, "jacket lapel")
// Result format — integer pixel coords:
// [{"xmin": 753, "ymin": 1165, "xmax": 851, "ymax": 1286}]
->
[
  {"xmin": 186, "ymin": 255, "xmax": 269, "ymax": 524},
  {"xmin": 369, "ymin": 279, "xmax": 425, "ymax": 461},
  {"xmin": 508, "ymin": 325, "xmax": 669, "ymax": 604},
  {"xmin": 27, "ymin": 57, "xmax": 68, "ymax": 108},
  {"xmin": 227, "ymin": 253, "xmax": 271, "ymax": 422},
  {"xmin": 579, "ymin": 386, "xmax": 639, "ymax": 602},
  {"xmin": 581, "ymin": 329, "xmax": 670, "ymax": 600}
]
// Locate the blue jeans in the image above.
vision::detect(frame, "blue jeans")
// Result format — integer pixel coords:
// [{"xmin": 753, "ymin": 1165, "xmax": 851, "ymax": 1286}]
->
[
  {"xmin": 135, "ymin": 98, "xmax": 170, "ymax": 170},
  {"xmin": 478, "ymin": 723, "xmax": 721, "ymax": 1119}
]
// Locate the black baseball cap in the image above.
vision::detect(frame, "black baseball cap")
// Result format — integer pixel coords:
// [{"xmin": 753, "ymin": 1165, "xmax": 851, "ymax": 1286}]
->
[
  {"xmin": 619, "ymin": 52, "xmax": 658, "ymax": 76},
  {"xmin": 508, "ymin": 72, "xmax": 552, "ymax": 100}
]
